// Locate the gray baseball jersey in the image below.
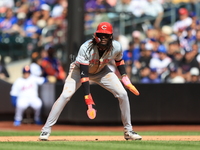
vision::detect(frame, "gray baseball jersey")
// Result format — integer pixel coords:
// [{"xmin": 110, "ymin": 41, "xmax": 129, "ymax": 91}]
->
[{"xmin": 41, "ymin": 40, "xmax": 133, "ymax": 133}]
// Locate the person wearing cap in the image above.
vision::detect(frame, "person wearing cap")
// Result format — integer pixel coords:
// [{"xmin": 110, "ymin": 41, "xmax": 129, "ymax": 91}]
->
[
  {"xmin": 40, "ymin": 4, "xmax": 51, "ymax": 22},
  {"xmin": 188, "ymin": 67, "xmax": 200, "ymax": 83},
  {"xmin": 39, "ymin": 22, "xmax": 142, "ymax": 141},
  {"xmin": 179, "ymin": 47, "xmax": 199, "ymax": 82},
  {"xmin": 173, "ymin": 8, "xmax": 192, "ymax": 33},
  {"xmin": 10, "ymin": 65, "xmax": 47, "ymax": 126},
  {"xmin": 163, "ymin": 62, "xmax": 185, "ymax": 83},
  {"xmin": 41, "ymin": 46, "xmax": 66, "ymax": 83},
  {"xmin": 140, "ymin": 67, "xmax": 161, "ymax": 83},
  {"xmin": 149, "ymin": 44, "xmax": 172, "ymax": 77},
  {"xmin": 134, "ymin": 42, "xmax": 153, "ymax": 81}
]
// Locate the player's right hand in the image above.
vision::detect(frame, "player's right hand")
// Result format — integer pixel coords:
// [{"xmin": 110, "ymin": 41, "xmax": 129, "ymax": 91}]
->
[
  {"xmin": 87, "ymin": 104, "xmax": 96, "ymax": 119},
  {"xmin": 84, "ymin": 94, "xmax": 96, "ymax": 119}
]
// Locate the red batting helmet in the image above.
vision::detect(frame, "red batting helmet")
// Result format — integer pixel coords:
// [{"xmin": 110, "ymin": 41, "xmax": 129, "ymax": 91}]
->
[{"xmin": 96, "ymin": 22, "xmax": 113, "ymax": 34}]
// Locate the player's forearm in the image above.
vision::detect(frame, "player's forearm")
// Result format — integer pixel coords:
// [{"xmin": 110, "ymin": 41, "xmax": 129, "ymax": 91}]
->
[
  {"xmin": 80, "ymin": 64, "xmax": 94, "ymax": 105},
  {"xmin": 115, "ymin": 59, "xmax": 140, "ymax": 95},
  {"xmin": 115, "ymin": 59, "xmax": 126, "ymax": 76},
  {"xmin": 80, "ymin": 64, "xmax": 90, "ymax": 94}
]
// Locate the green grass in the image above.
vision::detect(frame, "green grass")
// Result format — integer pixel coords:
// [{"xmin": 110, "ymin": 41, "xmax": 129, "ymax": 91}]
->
[
  {"xmin": 0, "ymin": 141, "xmax": 200, "ymax": 150},
  {"xmin": 0, "ymin": 131, "xmax": 200, "ymax": 150},
  {"xmin": 0, "ymin": 130, "xmax": 200, "ymax": 136}
]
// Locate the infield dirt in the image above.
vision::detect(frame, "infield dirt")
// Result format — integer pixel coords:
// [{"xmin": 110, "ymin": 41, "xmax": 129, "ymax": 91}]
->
[{"xmin": 0, "ymin": 121, "xmax": 200, "ymax": 141}]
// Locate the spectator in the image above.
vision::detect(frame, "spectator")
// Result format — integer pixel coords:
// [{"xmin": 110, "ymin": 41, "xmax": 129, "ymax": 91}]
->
[
  {"xmin": 173, "ymin": 8, "xmax": 192, "ymax": 34},
  {"xmin": 122, "ymin": 41, "xmax": 134, "ymax": 78},
  {"xmin": 185, "ymin": 27, "xmax": 196, "ymax": 48},
  {"xmin": 53, "ymin": 7, "xmax": 68, "ymax": 56},
  {"xmin": 115, "ymin": 0, "xmax": 131, "ymax": 13},
  {"xmin": 0, "ymin": 0, "xmax": 14, "ymax": 9},
  {"xmin": 106, "ymin": 0, "xmax": 117, "ymax": 7},
  {"xmin": 188, "ymin": 67, "xmax": 200, "ymax": 83},
  {"xmin": 138, "ymin": 66, "xmax": 150, "ymax": 81},
  {"xmin": 41, "ymin": 47, "xmax": 66, "ymax": 83},
  {"xmin": 40, "ymin": 17, "xmax": 57, "ymax": 49},
  {"xmin": 168, "ymin": 41, "xmax": 185, "ymax": 66},
  {"xmin": 0, "ymin": 8, "xmax": 18, "ymax": 33},
  {"xmin": 167, "ymin": 41, "xmax": 182, "ymax": 59},
  {"xmin": 24, "ymin": 11, "xmax": 41, "ymax": 38},
  {"xmin": 131, "ymin": 30, "xmax": 142, "ymax": 61},
  {"xmin": 29, "ymin": 0, "xmax": 46, "ymax": 13},
  {"xmin": 163, "ymin": 62, "xmax": 185, "ymax": 83},
  {"xmin": 134, "ymin": 42, "xmax": 153, "ymax": 81},
  {"xmin": 132, "ymin": 30, "xmax": 142, "ymax": 48},
  {"xmin": 11, "ymin": 12, "xmax": 27, "ymax": 37},
  {"xmin": 113, "ymin": 28, "xmax": 129, "ymax": 51},
  {"xmin": 30, "ymin": 52, "xmax": 43, "ymax": 77},
  {"xmin": 149, "ymin": 45, "xmax": 172, "ymax": 77},
  {"xmin": 159, "ymin": 25, "xmax": 174, "ymax": 48},
  {"xmin": 51, "ymin": 0, "xmax": 68, "ymax": 18},
  {"xmin": 40, "ymin": 3, "xmax": 51, "ymax": 22},
  {"xmin": 140, "ymin": 68, "xmax": 161, "ymax": 83},
  {"xmin": 95, "ymin": 0, "xmax": 113, "ymax": 12},
  {"xmin": 179, "ymin": 47, "xmax": 200, "ymax": 82},
  {"xmin": 85, "ymin": 0, "xmax": 97, "ymax": 12},
  {"xmin": 143, "ymin": 0, "xmax": 164, "ymax": 29},
  {"xmin": 135, "ymin": 42, "xmax": 153, "ymax": 70},
  {"xmin": 194, "ymin": 30, "xmax": 200, "ymax": 53},
  {"xmin": 189, "ymin": 11, "xmax": 200, "ymax": 30},
  {"xmin": 127, "ymin": 0, "xmax": 146, "ymax": 18},
  {"xmin": 23, "ymin": 11, "xmax": 42, "ymax": 52},
  {"xmin": 10, "ymin": 65, "xmax": 47, "ymax": 126}
]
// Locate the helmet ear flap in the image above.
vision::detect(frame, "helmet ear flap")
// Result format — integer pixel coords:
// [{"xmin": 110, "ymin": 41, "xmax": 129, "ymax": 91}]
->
[{"xmin": 93, "ymin": 33, "xmax": 101, "ymax": 43}]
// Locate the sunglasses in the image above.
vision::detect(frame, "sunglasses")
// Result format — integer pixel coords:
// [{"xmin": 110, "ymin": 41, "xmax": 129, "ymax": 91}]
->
[{"xmin": 96, "ymin": 33, "xmax": 111, "ymax": 38}]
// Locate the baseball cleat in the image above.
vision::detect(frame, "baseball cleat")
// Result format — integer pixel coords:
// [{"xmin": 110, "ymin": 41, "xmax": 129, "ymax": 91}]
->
[
  {"xmin": 13, "ymin": 120, "xmax": 21, "ymax": 126},
  {"xmin": 124, "ymin": 130, "xmax": 142, "ymax": 140},
  {"xmin": 39, "ymin": 131, "xmax": 50, "ymax": 141}
]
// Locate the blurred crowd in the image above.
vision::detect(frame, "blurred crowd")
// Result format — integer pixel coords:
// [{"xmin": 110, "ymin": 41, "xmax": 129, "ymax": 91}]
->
[
  {"xmin": 119, "ymin": 6, "xmax": 200, "ymax": 84},
  {"xmin": 0, "ymin": 0, "xmax": 68, "ymax": 56},
  {"xmin": 1, "ymin": 0, "xmax": 200, "ymax": 84}
]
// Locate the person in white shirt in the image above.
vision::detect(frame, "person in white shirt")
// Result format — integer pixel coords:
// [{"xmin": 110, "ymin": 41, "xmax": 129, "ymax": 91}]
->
[
  {"xmin": 173, "ymin": 8, "xmax": 192, "ymax": 33},
  {"xmin": 10, "ymin": 66, "xmax": 47, "ymax": 126},
  {"xmin": 149, "ymin": 45, "xmax": 172, "ymax": 76},
  {"xmin": 143, "ymin": 0, "xmax": 164, "ymax": 28},
  {"xmin": 30, "ymin": 52, "xmax": 43, "ymax": 77}
]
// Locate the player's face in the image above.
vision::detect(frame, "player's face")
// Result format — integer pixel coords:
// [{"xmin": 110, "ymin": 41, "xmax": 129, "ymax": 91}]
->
[
  {"xmin": 23, "ymin": 72, "xmax": 30, "ymax": 79},
  {"xmin": 96, "ymin": 33, "xmax": 112, "ymax": 46}
]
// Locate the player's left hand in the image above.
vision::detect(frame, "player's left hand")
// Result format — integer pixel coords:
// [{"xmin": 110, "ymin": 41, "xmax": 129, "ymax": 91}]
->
[
  {"xmin": 121, "ymin": 75, "xmax": 140, "ymax": 96},
  {"xmin": 125, "ymin": 83, "xmax": 140, "ymax": 96}
]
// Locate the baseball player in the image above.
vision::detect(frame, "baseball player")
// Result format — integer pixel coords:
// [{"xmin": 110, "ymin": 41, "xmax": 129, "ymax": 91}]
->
[
  {"xmin": 10, "ymin": 66, "xmax": 47, "ymax": 126},
  {"xmin": 39, "ymin": 22, "xmax": 142, "ymax": 140}
]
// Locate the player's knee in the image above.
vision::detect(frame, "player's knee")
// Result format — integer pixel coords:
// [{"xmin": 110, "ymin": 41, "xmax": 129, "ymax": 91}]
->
[
  {"xmin": 60, "ymin": 92, "xmax": 71, "ymax": 102},
  {"xmin": 118, "ymin": 90, "xmax": 128, "ymax": 99}
]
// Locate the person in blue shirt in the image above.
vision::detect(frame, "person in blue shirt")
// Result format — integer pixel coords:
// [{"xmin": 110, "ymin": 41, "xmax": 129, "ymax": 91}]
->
[
  {"xmin": 0, "ymin": 8, "xmax": 18, "ymax": 31},
  {"xmin": 122, "ymin": 41, "xmax": 134, "ymax": 78},
  {"xmin": 140, "ymin": 68, "xmax": 161, "ymax": 83}
]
